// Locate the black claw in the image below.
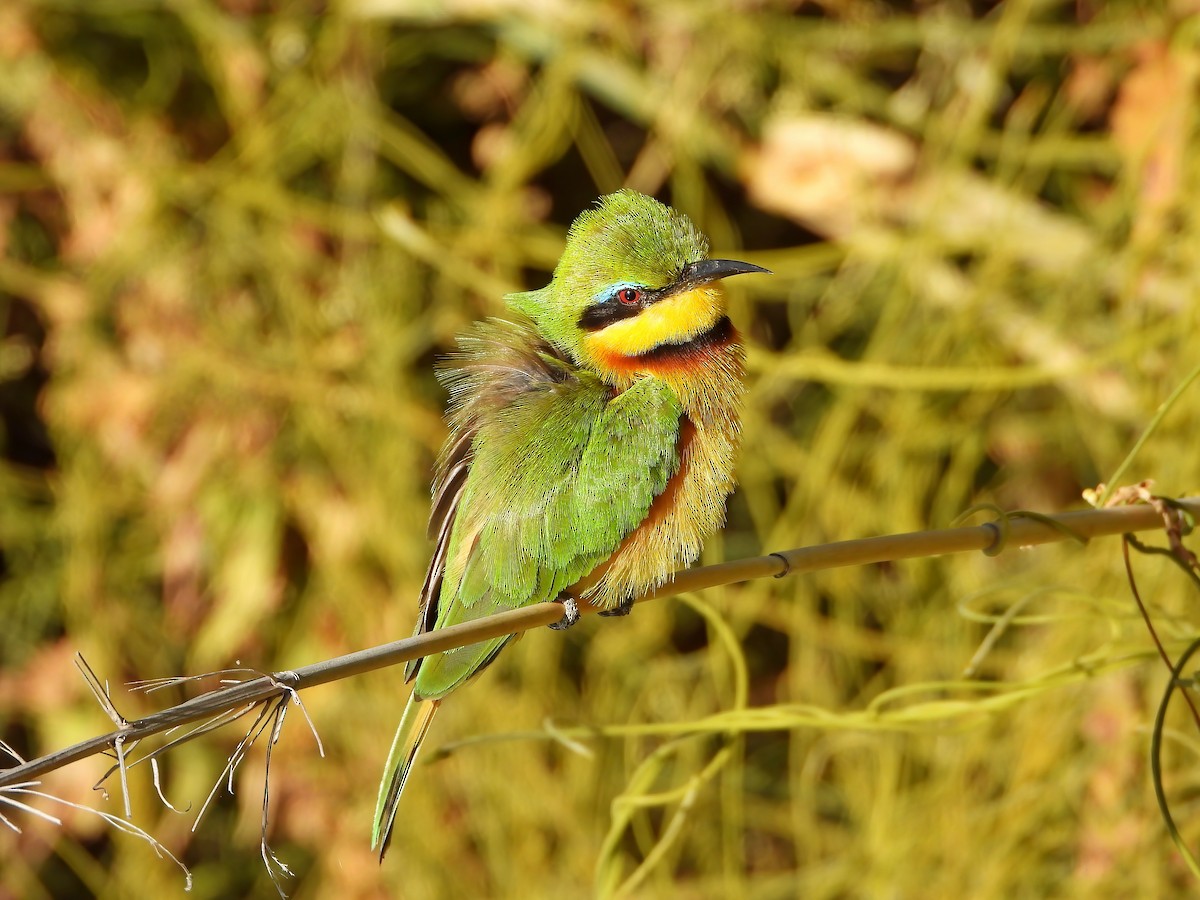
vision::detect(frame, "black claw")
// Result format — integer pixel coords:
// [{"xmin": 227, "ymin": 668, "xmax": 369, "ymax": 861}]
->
[
  {"xmin": 549, "ymin": 596, "xmax": 580, "ymax": 630},
  {"xmin": 599, "ymin": 596, "xmax": 635, "ymax": 618}
]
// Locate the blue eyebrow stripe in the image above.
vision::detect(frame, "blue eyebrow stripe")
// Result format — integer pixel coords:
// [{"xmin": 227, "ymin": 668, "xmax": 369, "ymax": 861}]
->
[
  {"xmin": 577, "ymin": 282, "xmax": 647, "ymax": 331},
  {"xmin": 590, "ymin": 282, "xmax": 643, "ymax": 305}
]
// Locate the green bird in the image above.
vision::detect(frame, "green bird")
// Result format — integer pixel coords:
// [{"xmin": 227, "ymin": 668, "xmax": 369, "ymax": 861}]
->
[{"xmin": 373, "ymin": 190, "xmax": 768, "ymax": 855}]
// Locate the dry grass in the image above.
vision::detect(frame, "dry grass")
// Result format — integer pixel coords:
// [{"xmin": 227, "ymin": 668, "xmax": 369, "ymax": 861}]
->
[{"xmin": 3, "ymin": 1, "xmax": 1200, "ymax": 897}]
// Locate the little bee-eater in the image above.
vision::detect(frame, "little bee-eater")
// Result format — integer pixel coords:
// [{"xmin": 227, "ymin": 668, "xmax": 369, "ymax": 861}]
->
[{"xmin": 373, "ymin": 190, "xmax": 768, "ymax": 855}]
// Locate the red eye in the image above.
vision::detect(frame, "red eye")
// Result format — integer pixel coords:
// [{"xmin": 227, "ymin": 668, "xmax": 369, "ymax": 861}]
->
[{"xmin": 617, "ymin": 287, "xmax": 642, "ymax": 306}]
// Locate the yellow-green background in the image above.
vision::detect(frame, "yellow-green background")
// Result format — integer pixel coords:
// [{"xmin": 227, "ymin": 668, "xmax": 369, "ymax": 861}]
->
[{"xmin": 3, "ymin": 1, "xmax": 1200, "ymax": 897}]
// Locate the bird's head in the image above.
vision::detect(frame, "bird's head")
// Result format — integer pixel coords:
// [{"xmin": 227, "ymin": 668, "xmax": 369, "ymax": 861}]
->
[{"xmin": 507, "ymin": 190, "xmax": 767, "ymax": 382}]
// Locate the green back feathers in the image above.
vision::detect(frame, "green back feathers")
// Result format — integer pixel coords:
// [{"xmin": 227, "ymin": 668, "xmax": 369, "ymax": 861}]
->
[
  {"xmin": 506, "ymin": 190, "xmax": 710, "ymax": 362},
  {"xmin": 412, "ymin": 322, "xmax": 684, "ymax": 699}
]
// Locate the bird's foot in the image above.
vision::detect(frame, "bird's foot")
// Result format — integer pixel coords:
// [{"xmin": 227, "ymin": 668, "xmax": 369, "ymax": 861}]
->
[
  {"xmin": 549, "ymin": 595, "xmax": 580, "ymax": 631},
  {"xmin": 599, "ymin": 595, "xmax": 635, "ymax": 618}
]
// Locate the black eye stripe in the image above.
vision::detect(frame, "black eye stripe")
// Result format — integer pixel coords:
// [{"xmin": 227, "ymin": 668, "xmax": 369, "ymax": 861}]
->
[
  {"xmin": 577, "ymin": 300, "xmax": 641, "ymax": 331},
  {"xmin": 573, "ymin": 258, "xmax": 765, "ymax": 338}
]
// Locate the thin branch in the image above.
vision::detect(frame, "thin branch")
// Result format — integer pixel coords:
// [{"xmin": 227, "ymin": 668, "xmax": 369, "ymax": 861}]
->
[{"xmin": 2, "ymin": 498, "xmax": 1196, "ymax": 790}]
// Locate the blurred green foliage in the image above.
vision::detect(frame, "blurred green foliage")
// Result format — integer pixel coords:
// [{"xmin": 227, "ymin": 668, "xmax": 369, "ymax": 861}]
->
[{"xmin": 2, "ymin": 0, "xmax": 1200, "ymax": 897}]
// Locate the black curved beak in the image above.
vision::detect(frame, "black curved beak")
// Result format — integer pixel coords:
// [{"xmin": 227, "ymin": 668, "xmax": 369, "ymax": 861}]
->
[{"xmin": 678, "ymin": 258, "xmax": 772, "ymax": 291}]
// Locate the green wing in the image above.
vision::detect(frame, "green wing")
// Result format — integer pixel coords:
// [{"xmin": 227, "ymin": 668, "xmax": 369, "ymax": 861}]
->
[{"xmin": 413, "ymin": 339, "xmax": 682, "ymax": 700}]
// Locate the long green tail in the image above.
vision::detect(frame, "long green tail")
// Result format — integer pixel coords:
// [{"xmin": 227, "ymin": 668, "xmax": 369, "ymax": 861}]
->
[{"xmin": 372, "ymin": 691, "xmax": 440, "ymax": 859}]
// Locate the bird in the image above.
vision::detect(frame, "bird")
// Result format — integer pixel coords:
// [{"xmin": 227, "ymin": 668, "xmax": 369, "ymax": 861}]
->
[{"xmin": 372, "ymin": 189, "xmax": 768, "ymax": 856}]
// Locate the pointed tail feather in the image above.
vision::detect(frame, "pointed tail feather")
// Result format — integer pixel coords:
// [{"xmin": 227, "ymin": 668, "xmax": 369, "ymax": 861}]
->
[{"xmin": 372, "ymin": 693, "xmax": 440, "ymax": 859}]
